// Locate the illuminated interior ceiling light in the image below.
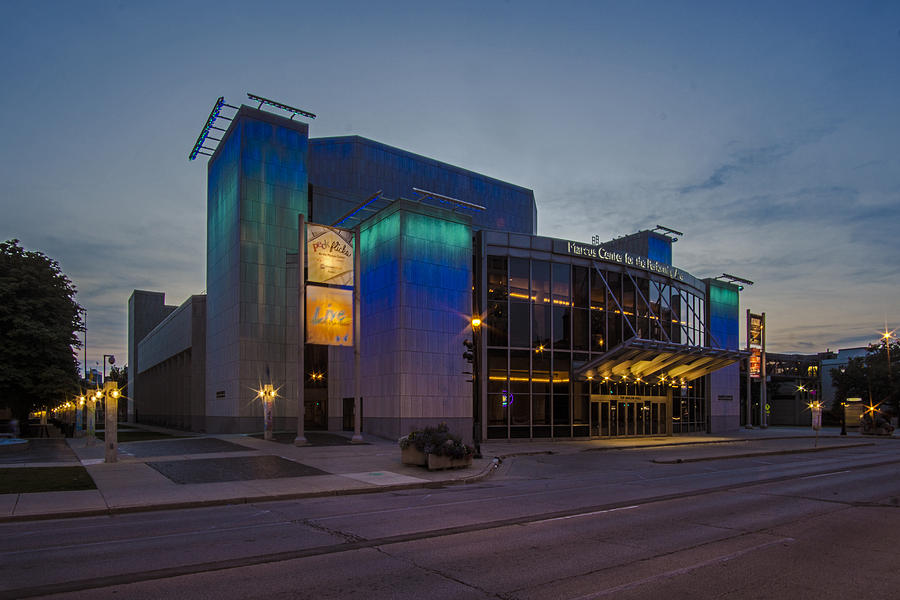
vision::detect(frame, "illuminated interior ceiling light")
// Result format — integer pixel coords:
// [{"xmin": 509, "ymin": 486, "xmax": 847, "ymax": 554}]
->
[{"xmin": 247, "ymin": 93, "xmax": 316, "ymax": 120}]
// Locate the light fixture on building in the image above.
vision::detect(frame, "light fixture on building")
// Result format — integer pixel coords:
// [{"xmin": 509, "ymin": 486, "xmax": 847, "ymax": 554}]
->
[
  {"xmin": 715, "ymin": 273, "xmax": 755, "ymax": 291},
  {"xmin": 247, "ymin": 93, "xmax": 316, "ymax": 120},
  {"xmin": 652, "ymin": 225, "xmax": 684, "ymax": 242}
]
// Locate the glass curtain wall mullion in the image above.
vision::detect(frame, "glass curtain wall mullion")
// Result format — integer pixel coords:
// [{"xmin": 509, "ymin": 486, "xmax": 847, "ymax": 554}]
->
[
  {"xmin": 589, "ymin": 267, "xmax": 607, "ymax": 353},
  {"xmin": 509, "ymin": 349, "xmax": 531, "ymax": 437},
  {"xmin": 486, "ymin": 348, "xmax": 509, "ymax": 436},
  {"xmin": 680, "ymin": 290, "xmax": 698, "ymax": 346},
  {"xmin": 592, "ymin": 263, "xmax": 638, "ymax": 342},
  {"xmin": 625, "ymin": 271, "xmax": 672, "ymax": 343}
]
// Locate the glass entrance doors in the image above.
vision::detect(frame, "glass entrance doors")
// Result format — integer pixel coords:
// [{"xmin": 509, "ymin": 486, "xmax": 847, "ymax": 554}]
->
[{"xmin": 590, "ymin": 397, "xmax": 667, "ymax": 437}]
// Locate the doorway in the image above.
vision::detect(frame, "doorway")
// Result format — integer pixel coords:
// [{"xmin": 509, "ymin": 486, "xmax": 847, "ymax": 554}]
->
[{"xmin": 590, "ymin": 396, "xmax": 667, "ymax": 437}]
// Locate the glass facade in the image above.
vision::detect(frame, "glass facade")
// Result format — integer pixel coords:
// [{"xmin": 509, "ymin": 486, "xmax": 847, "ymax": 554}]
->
[{"xmin": 481, "ymin": 243, "xmax": 709, "ymax": 439}]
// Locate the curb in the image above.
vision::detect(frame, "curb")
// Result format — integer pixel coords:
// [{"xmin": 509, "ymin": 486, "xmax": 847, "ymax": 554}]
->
[
  {"xmin": 2, "ymin": 435, "xmax": 888, "ymax": 523},
  {"xmin": 651, "ymin": 442, "xmax": 875, "ymax": 463},
  {"xmin": 579, "ymin": 434, "xmax": 872, "ymax": 453},
  {"xmin": 0, "ymin": 458, "xmax": 503, "ymax": 524}
]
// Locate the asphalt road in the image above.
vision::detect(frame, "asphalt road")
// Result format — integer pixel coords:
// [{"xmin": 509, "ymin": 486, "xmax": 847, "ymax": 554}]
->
[{"xmin": 3, "ymin": 439, "xmax": 900, "ymax": 599}]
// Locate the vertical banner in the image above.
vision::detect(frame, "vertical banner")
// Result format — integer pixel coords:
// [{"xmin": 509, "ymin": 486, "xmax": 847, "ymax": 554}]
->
[
  {"xmin": 748, "ymin": 313, "xmax": 763, "ymax": 347},
  {"xmin": 748, "ymin": 312, "xmax": 764, "ymax": 379},
  {"xmin": 307, "ymin": 224, "xmax": 354, "ymax": 286},
  {"xmin": 749, "ymin": 348, "xmax": 762, "ymax": 378},
  {"xmin": 306, "ymin": 286, "xmax": 353, "ymax": 346}
]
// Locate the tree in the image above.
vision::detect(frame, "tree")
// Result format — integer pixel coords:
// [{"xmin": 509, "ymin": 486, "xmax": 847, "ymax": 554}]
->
[
  {"xmin": 830, "ymin": 340, "xmax": 900, "ymax": 419},
  {"xmin": 0, "ymin": 239, "xmax": 83, "ymax": 422},
  {"xmin": 108, "ymin": 364, "xmax": 128, "ymax": 396}
]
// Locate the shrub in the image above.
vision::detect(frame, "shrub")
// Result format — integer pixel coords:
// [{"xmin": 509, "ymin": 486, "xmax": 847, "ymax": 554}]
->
[{"xmin": 399, "ymin": 423, "xmax": 473, "ymax": 459}]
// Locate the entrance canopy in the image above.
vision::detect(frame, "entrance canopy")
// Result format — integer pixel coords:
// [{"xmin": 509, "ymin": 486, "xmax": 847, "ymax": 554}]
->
[{"xmin": 575, "ymin": 338, "xmax": 748, "ymax": 383}]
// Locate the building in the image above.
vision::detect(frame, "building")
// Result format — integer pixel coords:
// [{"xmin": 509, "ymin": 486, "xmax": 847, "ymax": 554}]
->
[
  {"xmin": 128, "ymin": 97, "xmax": 746, "ymax": 441},
  {"xmin": 820, "ymin": 347, "xmax": 868, "ymax": 409}
]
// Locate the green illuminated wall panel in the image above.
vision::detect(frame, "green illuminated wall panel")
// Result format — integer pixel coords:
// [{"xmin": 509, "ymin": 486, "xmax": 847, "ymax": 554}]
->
[
  {"xmin": 347, "ymin": 200, "xmax": 472, "ymax": 441},
  {"xmin": 206, "ymin": 106, "xmax": 309, "ymax": 432}
]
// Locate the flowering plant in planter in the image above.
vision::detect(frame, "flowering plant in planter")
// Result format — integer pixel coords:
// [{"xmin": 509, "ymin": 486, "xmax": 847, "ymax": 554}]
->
[{"xmin": 399, "ymin": 423, "xmax": 474, "ymax": 459}]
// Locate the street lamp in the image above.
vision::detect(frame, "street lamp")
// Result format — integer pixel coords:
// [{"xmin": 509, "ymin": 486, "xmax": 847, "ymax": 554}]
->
[
  {"xmin": 467, "ymin": 316, "xmax": 482, "ymax": 459},
  {"xmin": 881, "ymin": 327, "xmax": 896, "ymax": 422},
  {"xmin": 103, "ymin": 354, "xmax": 116, "ymax": 383},
  {"xmin": 257, "ymin": 384, "xmax": 277, "ymax": 440},
  {"xmin": 79, "ymin": 307, "xmax": 87, "ymax": 381},
  {"xmin": 103, "ymin": 382, "xmax": 121, "ymax": 462}
]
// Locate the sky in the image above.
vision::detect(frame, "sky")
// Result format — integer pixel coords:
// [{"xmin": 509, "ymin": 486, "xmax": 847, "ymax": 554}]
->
[{"xmin": 1, "ymin": 0, "xmax": 898, "ymax": 373}]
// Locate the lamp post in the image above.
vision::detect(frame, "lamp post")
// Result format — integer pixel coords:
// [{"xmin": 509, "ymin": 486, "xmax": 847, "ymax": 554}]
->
[
  {"xmin": 103, "ymin": 354, "xmax": 116, "ymax": 383},
  {"xmin": 75, "ymin": 395, "xmax": 85, "ymax": 437},
  {"xmin": 259, "ymin": 384, "xmax": 277, "ymax": 441},
  {"xmin": 87, "ymin": 389, "xmax": 101, "ymax": 446},
  {"xmin": 104, "ymin": 383, "xmax": 120, "ymax": 463},
  {"xmin": 466, "ymin": 317, "xmax": 482, "ymax": 459},
  {"xmin": 840, "ymin": 399, "xmax": 847, "ymax": 436},
  {"xmin": 79, "ymin": 307, "xmax": 87, "ymax": 381},
  {"xmin": 881, "ymin": 328, "xmax": 896, "ymax": 424}
]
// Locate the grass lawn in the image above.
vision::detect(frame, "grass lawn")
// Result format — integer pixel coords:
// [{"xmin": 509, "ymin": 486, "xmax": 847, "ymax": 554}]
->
[
  {"xmin": 96, "ymin": 431, "xmax": 186, "ymax": 443},
  {"xmin": 0, "ymin": 467, "xmax": 96, "ymax": 494}
]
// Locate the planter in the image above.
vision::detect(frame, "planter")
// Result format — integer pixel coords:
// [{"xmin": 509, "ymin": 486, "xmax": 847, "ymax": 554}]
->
[
  {"xmin": 401, "ymin": 445, "xmax": 427, "ymax": 466},
  {"xmin": 426, "ymin": 453, "xmax": 473, "ymax": 471}
]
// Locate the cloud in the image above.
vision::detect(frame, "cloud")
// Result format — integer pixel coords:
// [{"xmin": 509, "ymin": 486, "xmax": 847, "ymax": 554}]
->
[{"xmin": 678, "ymin": 123, "xmax": 839, "ymax": 194}]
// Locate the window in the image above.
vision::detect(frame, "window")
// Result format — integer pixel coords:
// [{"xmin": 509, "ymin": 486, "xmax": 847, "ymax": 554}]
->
[
  {"xmin": 532, "ymin": 304, "xmax": 550, "ymax": 351},
  {"xmin": 532, "ymin": 261, "xmax": 550, "ymax": 305},
  {"xmin": 509, "ymin": 302, "xmax": 530, "ymax": 348},
  {"xmin": 509, "ymin": 258, "xmax": 530, "ymax": 301},
  {"xmin": 573, "ymin": 266, "xmax": 589, "ymax": 309},
  {"xmin": 487, "ymin": 256, "xmax": 508, "ymax": 301}
]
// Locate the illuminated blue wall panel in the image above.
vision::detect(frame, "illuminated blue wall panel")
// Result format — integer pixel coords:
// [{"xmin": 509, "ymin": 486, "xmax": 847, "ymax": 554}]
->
[
  {"xmin": 347, "ymin": 200, "xmax": 472, "ymax": 441},
  {"xmin": 308, "ymin": 136, "xmax": 535, "ymax": 235},
  {"xmin": 206, "ymin": 106, "xmax": 308, "ymax": 432},
  {"xmin": 647, "ymin": 235, "xmax": 672, "ymax": 265},
  {"xmin": 706, "ymin": 278, "xmax": 741, "ymax": 433}
]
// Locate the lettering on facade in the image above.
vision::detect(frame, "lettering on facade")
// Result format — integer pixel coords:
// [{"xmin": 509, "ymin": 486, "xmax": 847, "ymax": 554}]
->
[{"xmin": 565, "ymin": 241, "xmax": 685, "ymax": 281}]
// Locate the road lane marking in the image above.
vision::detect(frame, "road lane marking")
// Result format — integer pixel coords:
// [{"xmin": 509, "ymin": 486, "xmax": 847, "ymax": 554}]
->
[
  {"xmin": 801, "ymin": 470, "xmax": 850, "ymax": 479},
  {"xmin": 530, "ymin": 505, "xmax": 639, "ymax": 524},
  {"xmin": 567, "ymin": 537, "xmax": 795, "ymax": 599}
]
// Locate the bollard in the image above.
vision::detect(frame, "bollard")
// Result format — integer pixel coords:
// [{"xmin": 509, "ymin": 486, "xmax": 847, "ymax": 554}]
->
[{"xmin": 104, "ymin": 382, "xmax": 119, "ymax": 463}]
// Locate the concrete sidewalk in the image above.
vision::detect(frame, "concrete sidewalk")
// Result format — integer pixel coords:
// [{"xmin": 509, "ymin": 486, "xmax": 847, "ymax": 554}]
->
[{"xmin": 0, "ymin": 426, "xmax": 890, "ymax": 522}]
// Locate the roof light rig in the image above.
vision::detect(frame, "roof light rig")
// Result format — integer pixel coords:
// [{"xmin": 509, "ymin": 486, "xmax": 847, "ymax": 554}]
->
[
  {"xmin": 412, "ymin": 188, "xmax": 486, "ymax": 213},
  {"xmin": 190, "ymin": 93, "xmax": 316, "ymax": 162},
  {"xmin": 715, "ymin": 273, "xmax": 755, "ymax": 291},
  {"xmin": 189, "ymin": 96, "xmax": 238, "ymax": 161},
  {"xmin": 651, "ymin": 225, "xmax": 683, "ymax": 242},
  {"xmin": 247, "ymin": 93, "xmax": 317, "ymax": 120}
]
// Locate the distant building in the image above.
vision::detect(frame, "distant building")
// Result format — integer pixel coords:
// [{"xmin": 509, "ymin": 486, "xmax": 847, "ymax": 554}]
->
[
  {"xmin": 820, "ymin": 347, "xmax": 868, "ymax": 409},
  {"xmin": 128, "ymin": 99, "xmax": 746, "ymax": 440}
]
